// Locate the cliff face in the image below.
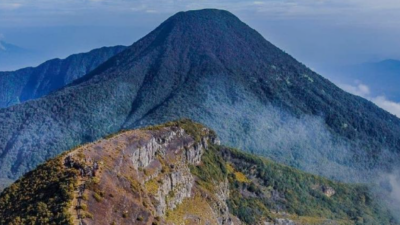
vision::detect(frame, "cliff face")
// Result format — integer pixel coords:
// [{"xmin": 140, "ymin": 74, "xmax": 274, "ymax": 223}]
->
[
  {"xmin": 64, "ymin": 122, "xmax": 229, "ymax": 225},
  {"xmin": 2, "ymin": 9, "xmax": 400, "ymax": 187},
  {"xmin": 0, "ymin": 120, "xmax": 396, "ymax": 225}
]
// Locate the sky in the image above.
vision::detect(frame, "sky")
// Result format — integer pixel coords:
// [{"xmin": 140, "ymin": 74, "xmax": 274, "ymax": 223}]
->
[
  {"xmin": 0, "ymin": 0, "xmax": 400, "ymax": 115},
  {"xmin": 339, "ymin": 82, "xmax": 400, "ymax": 117},
  {"xmin": 1, "ymin": 0, "xmax": 400, "ymax": 67}
]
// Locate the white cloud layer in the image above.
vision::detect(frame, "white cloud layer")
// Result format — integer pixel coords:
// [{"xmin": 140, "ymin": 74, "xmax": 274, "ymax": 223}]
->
[
  {"xmin": 340, "ymin": 81, "xmax": 400, "ymax": 117},
  {"xmin": 372, "ymin": 96, "xmax": 400, "ymax": 118}
]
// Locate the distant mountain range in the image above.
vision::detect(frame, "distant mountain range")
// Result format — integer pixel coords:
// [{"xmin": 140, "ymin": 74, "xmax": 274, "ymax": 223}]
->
[
  {"xmin": 0, "ymin": 45, "xmax": 126, "ymax": 108},
  {"xmin": 327, "ymin": 59, "xmax": 400, "ymax": 101},
  {"xmin": 0, "ymin": 120, "xmax": 395, "ymax": 224},
  {"xmin": 0, "ymin": 41, "xmax": 26, "ymax": 53},
  {"xmin": 0, "ymin": 41, "xmax": 37, "ymax": 71},
  {"xmin": 1, "ymin": 8, "xmax": 400, "ymax": 193}
]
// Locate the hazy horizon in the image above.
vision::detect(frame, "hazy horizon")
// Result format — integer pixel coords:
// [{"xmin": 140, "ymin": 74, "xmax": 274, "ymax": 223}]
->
[
  {"xmin": 1, "ymin": 0, "xmax": 400, "ymax": 116},
  {"xmin": 1, "ymin": 1, "xmax": 400, "ymax": 69}
]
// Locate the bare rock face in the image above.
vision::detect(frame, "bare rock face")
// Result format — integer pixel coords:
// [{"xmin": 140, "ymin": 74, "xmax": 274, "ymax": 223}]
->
[
  {"xmin": 212, "ymin": 179, "xmax": 234, "ymax": 225},
  {"xmin": 1, "ymin": 121, "xmax": 394, "ymax": 225},
  {"xmin": 311, "ymin": 184, "xmax": 336, "ymax": 198},
  {"xmin": 59, "ymin": 123, "xmax": 232, "ymax": 225},
  {"xmin": 322, "ymin": 186, "xmax": 336, "ymax": 197},
  {"xmin": 130, "ymin": 127, "xmax": 185, "ymax": 170},
  {"xmin": 155, "ymin": 165, "xmax": 194, "ymax": 216},
  {"xmin": 263, "ymin": 218, "xmax": 298, "ymax": 225}
]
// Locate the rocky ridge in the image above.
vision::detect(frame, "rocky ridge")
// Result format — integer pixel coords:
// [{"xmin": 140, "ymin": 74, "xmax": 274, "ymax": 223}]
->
[
  {"xmin": 2, "ymin": 9, "xmax": 400, "ymax": 188},
  {"xmin": 0, "ymin": 120, "xmax": 396, "ymax": 225},
  {"xmin": 62, "ymin": 121, "xmax": 231, "ymax": 225}
]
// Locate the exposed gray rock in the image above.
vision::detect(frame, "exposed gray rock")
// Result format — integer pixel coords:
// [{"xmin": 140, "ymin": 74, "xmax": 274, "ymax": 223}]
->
[
  {"xmin": 155, "ymin": 165, "xmax": 194, "ymax": 216},
  {"xmin": 131, "ymin": 137, "xmax": 163, "ymax": 170},
  {"xmin": 322, "ymin": 185, "xmax": 336, "ymax": 197},
  {"xmin": 263, "ymin": 218, "xmax": 296, "ymax": 225},
  {"xmin": 212, "ymin": 179, "xmax": 234, "ymax": 225},
  {"xmin": 129, "ymin": 127, "xmax": 216, "ymax": 218}
]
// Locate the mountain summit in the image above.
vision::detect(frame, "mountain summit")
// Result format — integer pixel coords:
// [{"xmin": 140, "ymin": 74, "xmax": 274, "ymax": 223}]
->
[{"xmin": 1, "ymin": 9, "xmax": 400, "ymax": 189}]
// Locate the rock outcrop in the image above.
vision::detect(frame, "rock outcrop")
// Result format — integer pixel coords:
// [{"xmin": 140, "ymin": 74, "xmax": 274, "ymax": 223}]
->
[
  {"xmin": 59, "ymin": 121, "xmax": 230, "ymax": 225},
  {"xmin": 0, "ymin": 120, "xmax": 395, "ymax": 225},
  {"xmin": 322, "ymin": 186, "xmax": 336, "ymax": 197}
]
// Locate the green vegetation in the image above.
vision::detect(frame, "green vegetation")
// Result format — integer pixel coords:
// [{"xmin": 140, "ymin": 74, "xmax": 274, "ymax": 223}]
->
[
  {"xmin": 93, "ymin": 193, "xmax": 102, "ymax": 202},
  {"xmin": 189, "ymin": 144, "xmax": 227, "ymax": 191},
  {"xmin": 191, "ymin": 144, "xmax": 397, "ymax": 224},
  {"xmin": 145, "ymin": 179, "xmax": 160, "ymax": 195},
  {"xmin": 0, "ymin": 121, "xmax": 397, "ymax": 224},
  {"xmin": 1, "ymin": 8, "xmax": 400, "ymax": 189},
  {"xmin": 233, "ymin": 171, "xmax": 250, "ymax": 183},
  {"xmin": 165, "ymin": 192, "xmax": 219, "ymax": 225},
  {"xmin": 0, "ymin": 153, "xmax": 77, "ymax": 225},
  {"xmin": 0, "ymin": 45, "xmax": 126, "ymax": 109},
  {"xmin": 146, "ymin": 119, "xmax": 217, "ymax": 142}
]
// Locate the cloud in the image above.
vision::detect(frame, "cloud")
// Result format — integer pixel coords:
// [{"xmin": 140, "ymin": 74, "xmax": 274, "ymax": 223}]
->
[
  {"xmin": 339, "ymin": 81, "xmax": 400, "ymax": 117},
  {"xmin": 378, "ymin": 171, "xmax": 400, "ymax": 221},
  {"xmin": 372, "ymin": 96, "xmax": 400, "ymax": 117},
  {"xmin": 340, "ymin": 82, "xmax": 370, "ymax": 96},
  {"xmin": 0, "ymin": 3, "xmax": 22, "ymax": 10},
  {"xmin": 145, "ymin": 9, "xmax": 158, "ymax": 14}
]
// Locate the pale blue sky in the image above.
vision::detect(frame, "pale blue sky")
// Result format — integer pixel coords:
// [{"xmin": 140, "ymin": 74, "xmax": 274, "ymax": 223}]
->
[
  {"xmin": 1, "ymin": 0, "xmax": 400, "ymax": 69},
  {"xmin": 1, "ymin": 0, "xmax": 400, "ymax": 116}
]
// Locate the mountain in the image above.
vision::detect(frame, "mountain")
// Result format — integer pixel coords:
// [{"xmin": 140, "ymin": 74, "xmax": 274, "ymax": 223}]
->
[
  {"xmin": 0, "ymin": 120, "xmax": 395, "ymax": 225},
  {"xmin": 1, "ymin": 9, "xmax": 400, "ymax": 190},
  {"xmin": 0, "ymin": 41, "xmax": 38, "ymax": 71},
  {"xmin": 0, "ymin": 45, "xmax": 126, "ymax": 108},
  {"xmin": 0, "ymin": 41, "xmax": 26, "ymax": 53}
]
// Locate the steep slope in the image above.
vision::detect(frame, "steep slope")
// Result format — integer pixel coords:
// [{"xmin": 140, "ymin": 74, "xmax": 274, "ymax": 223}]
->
[
  {"xmin": 0, "ymin": 120, "xmax": 395, "ymax": 225},
  {"xmin": 1, "ymin": 9, "xmax": 400, "ymax": 189},
  {"xmin": 0, "ymin": 45, "xmax": 126, "ymax": 108}
]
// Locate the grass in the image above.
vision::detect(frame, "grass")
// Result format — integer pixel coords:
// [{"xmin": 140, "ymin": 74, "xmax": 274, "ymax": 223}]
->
[
  {"xmin": 0, "ymin": 120, "xmax": 397, "ymax": 225},
  {"xmin": 145, "ymin": 179, "xmax": 160, "ymax": 195},
  {"xmin": 146, "ymin": 119, "xmax": 217, "ymax": 142},
  {"xmin": 189, "ymin": 143, "xmax": 396, "ymax": 224},
  {"xmin": 0, "ymin": 152, "xmax": 78, "ymax": 224},
  {"xmin": 166, "ymin": 192, "xmax": 218, "ymax": 225},
  {"xmin": 93, "ymin": 193, "xmax": 102, "ymax": 202},
  {"xmin": 234, "ymin": 172, "xmax": 250, "ymax": 183}
]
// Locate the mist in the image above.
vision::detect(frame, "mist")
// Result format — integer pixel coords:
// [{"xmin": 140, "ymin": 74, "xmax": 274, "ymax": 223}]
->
[
  {"xmin": 143, "ymin": 74, "xmax": 395, "ymax": 184},
  {"xmin": 377, "ymin": 170, "xmax": 400, "ymax": 221},
  {"xmin": 194, "ymin": 76, "xmax": 400, "ymax": 220}
]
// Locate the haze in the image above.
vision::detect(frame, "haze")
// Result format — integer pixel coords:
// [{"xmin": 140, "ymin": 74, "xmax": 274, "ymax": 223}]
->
[{"xmin": 1, "ymin": 0, "xmax": 400, "ymax": 115}]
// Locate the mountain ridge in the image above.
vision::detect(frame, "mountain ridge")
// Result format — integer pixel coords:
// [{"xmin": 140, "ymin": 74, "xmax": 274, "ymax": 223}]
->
[
  {"xmin": 0, "ymin": 41, "xmax": 39, "ymax": 71},
  {"xmin": 0, "ymin": 45, "xmax": 126, "ymax": 108},
  {"xmin": 0, "ymin": 120, "xmax": 395, "ymax": 225},
  {"xmin": 1, "ymin": 9, "xmax": 400, "ymax": 189},
  {"xmin": 0, "ymin": 41, "xmax": 26, "ymax": 53}
]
